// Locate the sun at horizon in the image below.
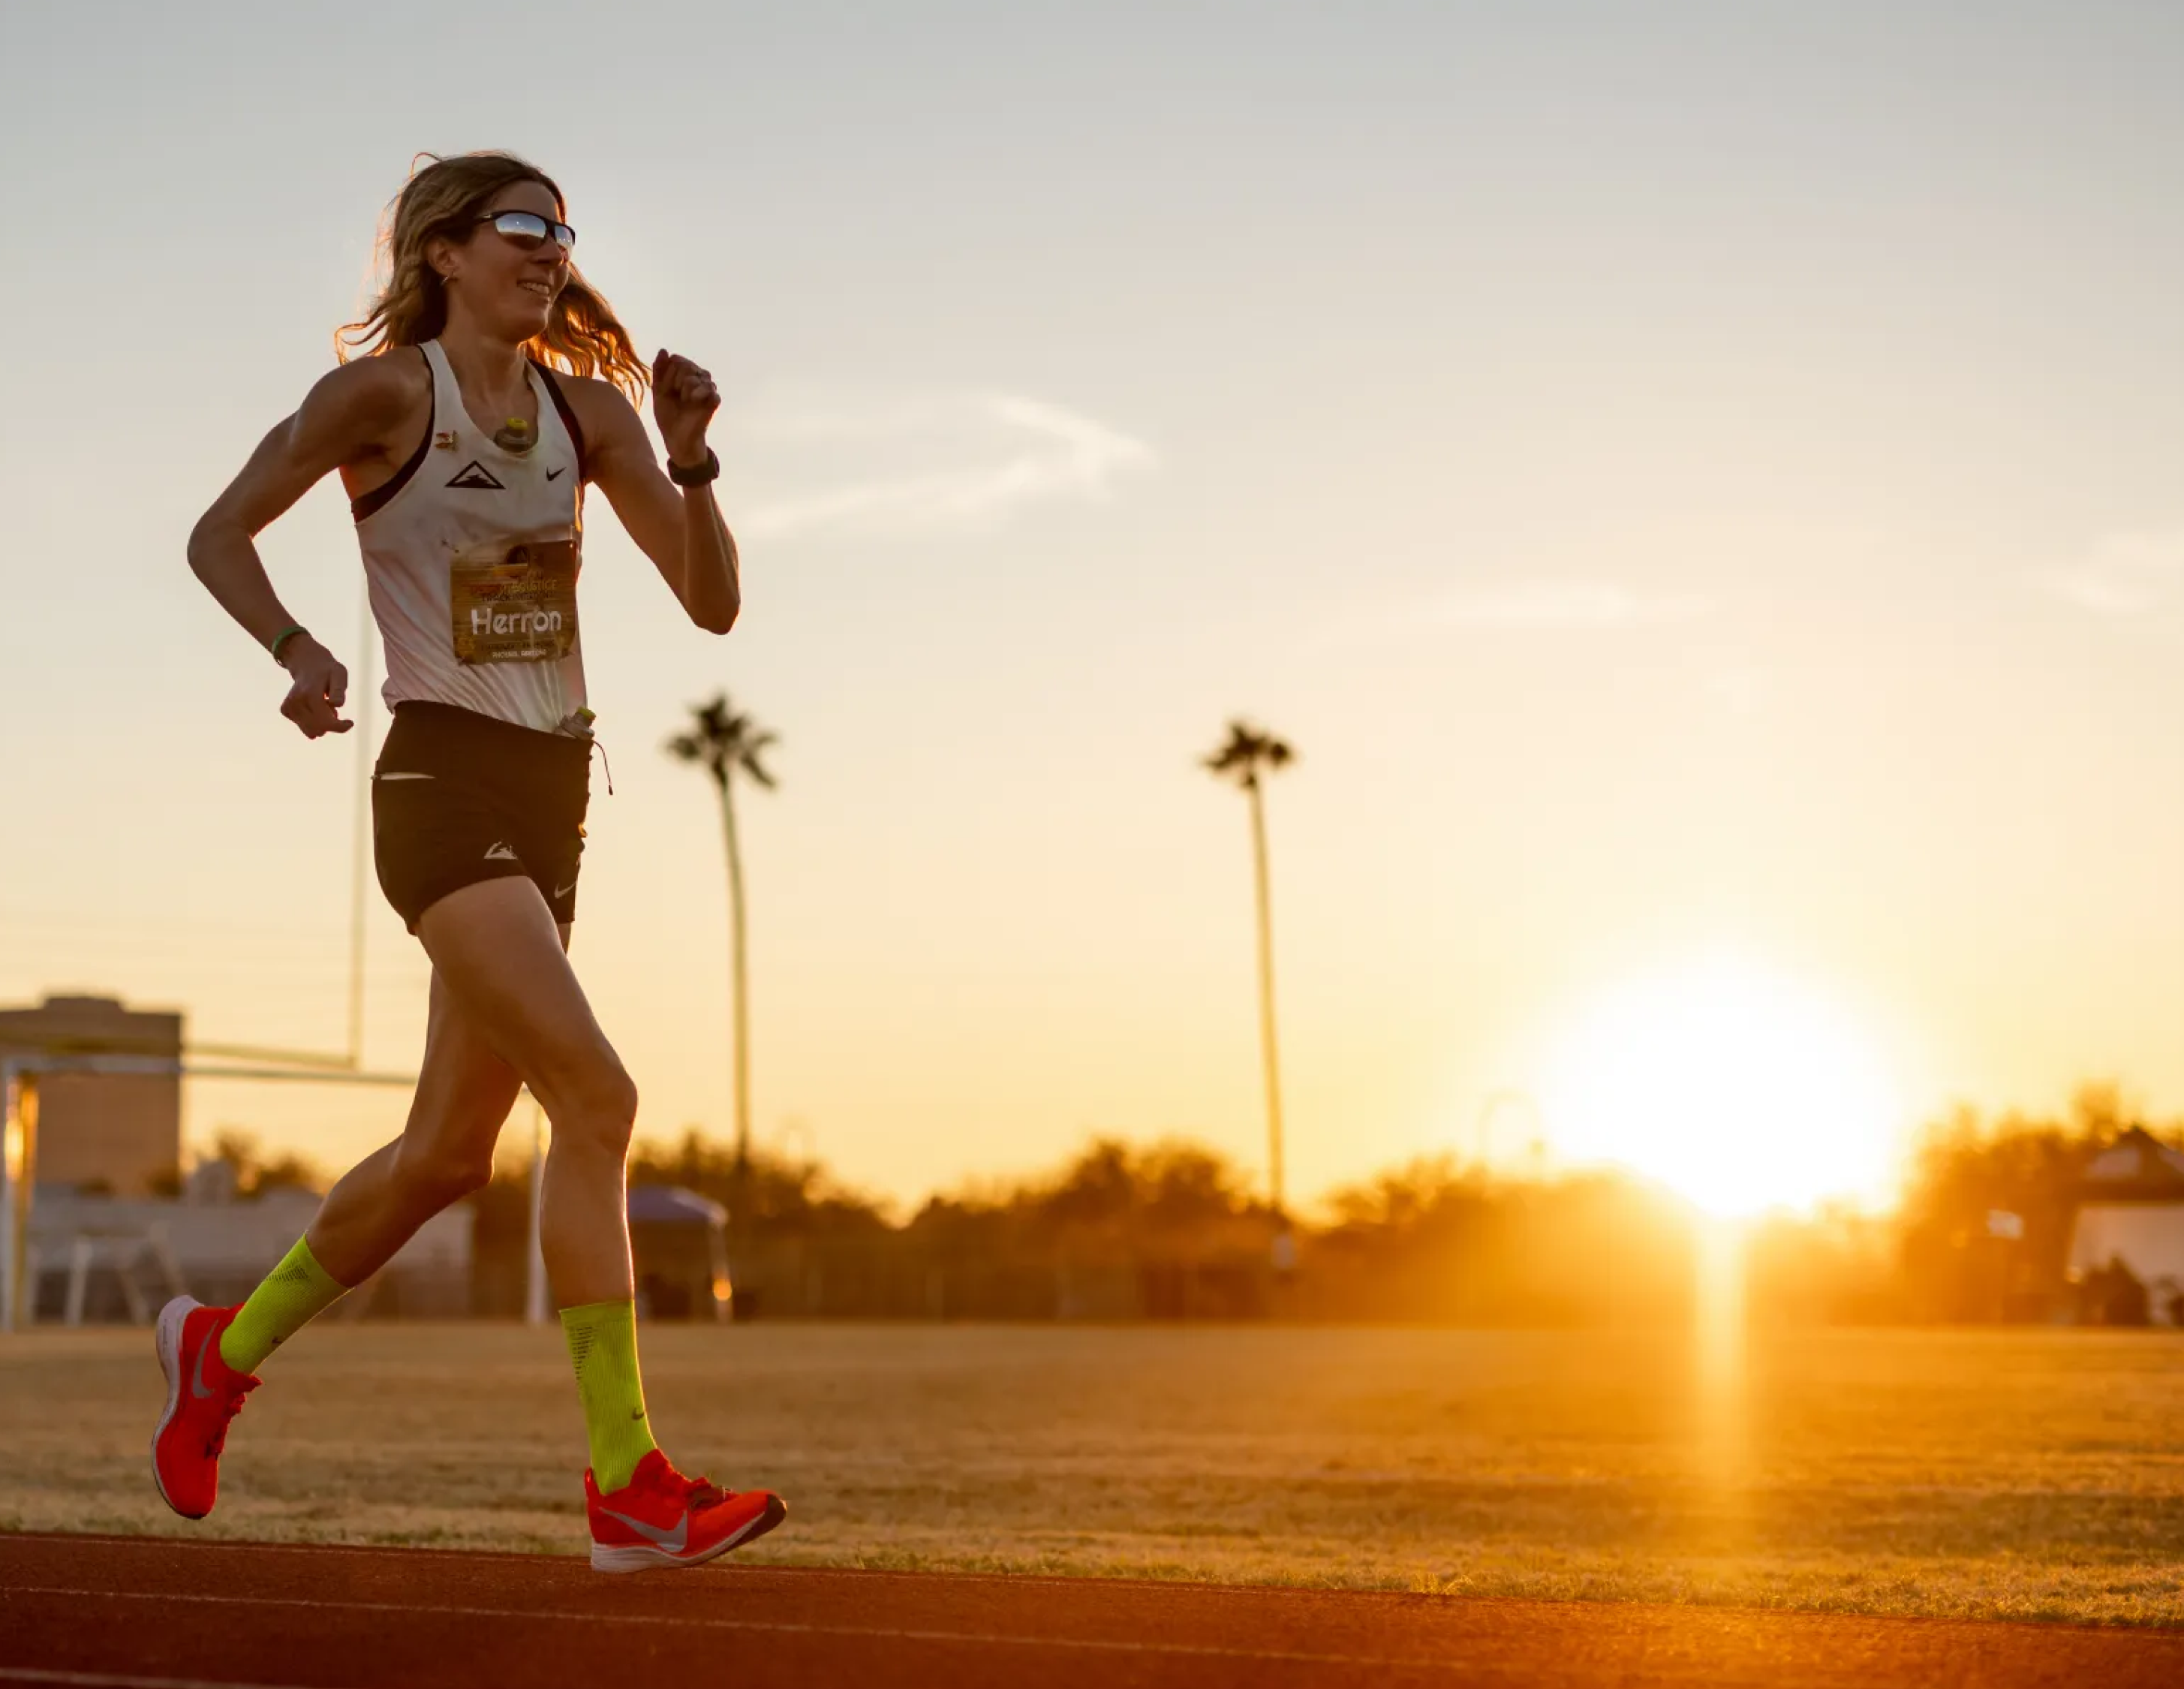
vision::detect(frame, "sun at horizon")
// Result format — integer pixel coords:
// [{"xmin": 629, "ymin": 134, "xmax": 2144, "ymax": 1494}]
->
[{"xmin": 1536, "ymin": 950, "xmax": 1909, "ymax": 1218}]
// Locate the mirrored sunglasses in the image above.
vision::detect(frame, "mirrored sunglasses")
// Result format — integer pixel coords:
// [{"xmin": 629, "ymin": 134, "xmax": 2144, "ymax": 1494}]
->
[{"xmin": 476, "ymin": 209, "xmax": 576, "ymax": 252}]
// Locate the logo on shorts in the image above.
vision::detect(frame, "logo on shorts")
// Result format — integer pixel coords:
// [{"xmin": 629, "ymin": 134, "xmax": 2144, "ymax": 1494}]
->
[
  {"xmin": 484, "ymin": 842, "xmax": 519, "ymax": 861},
  {"xmin": 446, "ymin": 461, "xmax": 506, "ymax": 490}
]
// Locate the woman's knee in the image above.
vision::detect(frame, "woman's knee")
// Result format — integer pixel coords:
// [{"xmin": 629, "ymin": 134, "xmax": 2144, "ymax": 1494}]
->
[
  {"xmin": 552, "ymin": 1057, "xmax": 639, "ymax": 1156},
  {"xmin": 390, "ymin": 1142, "xmax": 497, "ymax": 1208}
]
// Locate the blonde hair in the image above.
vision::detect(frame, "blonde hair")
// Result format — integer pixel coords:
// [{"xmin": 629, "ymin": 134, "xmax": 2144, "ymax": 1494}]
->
[{"xmin": 338, "ymin": 151, "xmax": 648, "ymax": 400}]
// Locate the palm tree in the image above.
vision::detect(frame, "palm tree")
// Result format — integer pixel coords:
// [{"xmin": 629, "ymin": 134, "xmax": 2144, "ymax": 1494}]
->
[
  {"xmin": 666, "ymin": 694, "xmax": 779, "ymax": 1234},
  {"xmin": 1202, "ymin": 718, "xmax": 1295, "ymax": 1221}
]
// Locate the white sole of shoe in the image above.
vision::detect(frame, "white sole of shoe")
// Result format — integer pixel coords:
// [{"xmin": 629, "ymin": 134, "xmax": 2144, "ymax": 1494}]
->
[
  {"xmin": 149, "ymin": 1294, "xmax": 204, "ymax": 1519},
  {"xmin": 589, "ymin": 1495, "xmax": 787, "ymax": 1573}
]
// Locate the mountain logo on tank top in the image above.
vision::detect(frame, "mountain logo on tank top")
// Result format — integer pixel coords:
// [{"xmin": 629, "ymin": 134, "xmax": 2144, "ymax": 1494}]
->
[{"xmin": 445, "ymin": 461, "xmax": 506, "ymax": 491}]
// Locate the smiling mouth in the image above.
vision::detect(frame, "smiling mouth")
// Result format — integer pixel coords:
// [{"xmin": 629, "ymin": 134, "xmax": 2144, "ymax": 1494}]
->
[{"xmin": 520, "ymin": 280, "xmax": 554, "ymax": 299}]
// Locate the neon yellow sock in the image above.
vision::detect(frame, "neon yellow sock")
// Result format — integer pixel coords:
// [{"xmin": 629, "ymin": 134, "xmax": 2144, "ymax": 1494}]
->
[
  {"xmin": 561, "ymin": 1299, "xmax": 660, "ymax": 1493},
  {"xmin": 219, "ymin": 1236, "xmax": 349, "ymax": 1373}
]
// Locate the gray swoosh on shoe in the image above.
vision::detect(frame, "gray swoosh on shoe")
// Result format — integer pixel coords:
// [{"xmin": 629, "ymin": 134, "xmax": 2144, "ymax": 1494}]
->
[
  {"xmin": 190, "ymin": 1331, "xmax": 216, "ymax": 1400},
  {"xmin": 599, "ymin": 1507, "xmax": 687, "ymax": 1553}
]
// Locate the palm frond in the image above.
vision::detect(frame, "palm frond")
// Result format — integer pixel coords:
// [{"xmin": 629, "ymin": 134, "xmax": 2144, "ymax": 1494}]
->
[
  {"xmin": 1202, "ymin": 718, "xmax": 1294, "ymax": 784},
  {"xmin": 669, "ymin": 692, "xmax": 781, "ymax": 795}
]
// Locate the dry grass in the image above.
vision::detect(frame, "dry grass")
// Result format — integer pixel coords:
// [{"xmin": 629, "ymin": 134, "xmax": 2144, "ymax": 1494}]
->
[{"xmin": 3, "ymin": 1323, "xmax": 2182, "ymax": 1624}]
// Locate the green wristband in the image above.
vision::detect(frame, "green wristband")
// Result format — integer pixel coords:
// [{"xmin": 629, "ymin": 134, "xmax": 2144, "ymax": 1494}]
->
[{"xmin": 269, "ymin": 624, "xmax": 308, "ymax": 664}]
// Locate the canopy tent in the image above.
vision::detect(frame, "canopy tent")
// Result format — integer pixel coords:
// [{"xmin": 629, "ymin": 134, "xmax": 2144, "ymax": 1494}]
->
[
  {"xmin": 628, "ymin": 1183, "xmax": 732, "ymax": 1321},
  {"xmin": 2069, "ymin": 1128, "xmax": 2184, "ymax": 1326}
]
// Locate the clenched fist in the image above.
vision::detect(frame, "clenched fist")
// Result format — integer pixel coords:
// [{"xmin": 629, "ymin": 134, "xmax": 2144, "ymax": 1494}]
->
[
  {"xmin": 652, "ymin": 348, "xmax": 720, "ymax": 470},
  {"xmin": 278, "ymin": 634, "xmax": 353, "ymax": 739}
]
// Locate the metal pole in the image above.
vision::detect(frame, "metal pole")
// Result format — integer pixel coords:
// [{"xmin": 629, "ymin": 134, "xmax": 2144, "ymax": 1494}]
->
[
  {"xmin": 188, "ymin": 1042, "xmax": 362, "ymax": 1070},
  {"xmin": 179, "ymin": 1064, "xmax": 416, "ymax": 1085},
  {"xmin": 13, "ymin": 1069, "xmax": 32, "ymax": 1329},
  {"xmin": 348, "ymin": 571, "xmax": 375, "ymax": 1069},
  {"xmin": 2, "ymin": 1064, "xmax": 37, "ymax": 1333},
  {"xmin": 1, "ymin": 1058, "xmax": 17, "ymax": 1334},
  {"xmin": 1247, "ymin": 776, "xmax": 1286, "ymax": 1216},
  {"xmin": 525, "ymin": 1093, "xmax": 549, "ymax": 1326}
]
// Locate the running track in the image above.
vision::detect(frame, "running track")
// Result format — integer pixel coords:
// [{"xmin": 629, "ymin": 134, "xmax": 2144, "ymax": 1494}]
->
[{"xmin": 3, "ymin": 1534, "xmax": 2181, "ymax": 1687}]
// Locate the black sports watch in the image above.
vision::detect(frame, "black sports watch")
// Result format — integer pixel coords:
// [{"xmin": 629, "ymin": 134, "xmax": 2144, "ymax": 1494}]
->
[{"xmin": 667, "ymin": 447, "xmax": 720, "ymax": 487}]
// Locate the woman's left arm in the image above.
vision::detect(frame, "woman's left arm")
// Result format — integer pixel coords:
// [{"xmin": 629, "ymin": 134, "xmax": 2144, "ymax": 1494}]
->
[{"xmin": 583, "ymin": 349, "xmax": 739, "ymax": 634}]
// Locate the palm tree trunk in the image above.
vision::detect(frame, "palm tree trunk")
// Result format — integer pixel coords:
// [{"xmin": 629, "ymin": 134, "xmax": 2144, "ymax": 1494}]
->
[
  {"xmin": 717, "ymin": 776, "xmax": 752, "ymax": 1238},
  {"xmin": 1247, "ymin": 776, "xmax": 1286, "ymax": 1216}
]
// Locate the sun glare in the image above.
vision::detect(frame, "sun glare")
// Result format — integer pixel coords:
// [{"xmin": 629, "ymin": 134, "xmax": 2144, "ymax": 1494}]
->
[{"xmin": 1537, "ymin": 950, "xmax": 1906, "ymax": 1217}]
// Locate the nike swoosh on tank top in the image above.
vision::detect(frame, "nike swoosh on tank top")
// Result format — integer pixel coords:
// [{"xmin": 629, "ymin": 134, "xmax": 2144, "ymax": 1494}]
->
[{"xmin": 352, "ymin": 339, "xmax": 589, "ymax": 733}]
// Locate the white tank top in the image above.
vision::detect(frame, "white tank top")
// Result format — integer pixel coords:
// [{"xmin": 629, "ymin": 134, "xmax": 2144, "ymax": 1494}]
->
[{"xmin": 352, "ymin": 339, "xmax": 588, "ymax": 733}]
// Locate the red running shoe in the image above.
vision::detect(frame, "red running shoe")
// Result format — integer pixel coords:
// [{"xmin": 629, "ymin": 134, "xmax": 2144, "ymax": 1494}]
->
[
  {"xmin": 151, "ymin": 1296, "xmax": 260, "ymax": 1520},
  {"xmin": 585, "ymin": 1449, "xmax": 787, "ymax": 1573}
]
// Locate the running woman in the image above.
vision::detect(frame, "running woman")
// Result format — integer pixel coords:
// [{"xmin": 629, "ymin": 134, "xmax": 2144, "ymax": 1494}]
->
[{"xmin": 155, "ymin": 151, "xmax": 784, "ymax": 1572}]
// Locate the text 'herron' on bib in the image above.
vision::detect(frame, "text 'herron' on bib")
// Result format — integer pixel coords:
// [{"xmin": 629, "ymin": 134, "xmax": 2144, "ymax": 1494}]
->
[{"xmin": 450, "ymin": 539, "xmax": 580, "ymax": 666}]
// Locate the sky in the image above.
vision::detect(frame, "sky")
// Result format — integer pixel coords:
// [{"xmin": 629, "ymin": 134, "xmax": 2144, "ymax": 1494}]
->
[{"xmin": 2, "ymin": 1, "xmax": 2182, "ymax": 1215}]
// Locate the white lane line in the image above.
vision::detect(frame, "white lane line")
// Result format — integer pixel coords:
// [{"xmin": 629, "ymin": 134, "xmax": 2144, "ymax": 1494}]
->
[
  {"xmin": 0, "ymin": 1585, "xmax": 1470, "ymax": 1674},
  {"xmin": 0, "ymin": 1672, "xmax": 311, "ymax": 1689}
]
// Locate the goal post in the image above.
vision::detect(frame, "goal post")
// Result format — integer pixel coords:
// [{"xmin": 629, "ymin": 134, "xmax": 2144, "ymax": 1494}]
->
[{"xmin": 0, "ymin": 1046, "xmax": 417, "ymax": 1334}]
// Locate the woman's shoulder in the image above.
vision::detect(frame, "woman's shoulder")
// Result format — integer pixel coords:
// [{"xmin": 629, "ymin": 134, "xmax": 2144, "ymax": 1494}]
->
[
  {"xmin": 551, "ymin": 368, "xmax": 635, "ymax": 415},
  {"xmin": 309, "ymin": 345, "xmax": 432, "ymax": 426},
  {"xmin": 545, "ymin": 369, "xmax": 646, "ymax": 453}
]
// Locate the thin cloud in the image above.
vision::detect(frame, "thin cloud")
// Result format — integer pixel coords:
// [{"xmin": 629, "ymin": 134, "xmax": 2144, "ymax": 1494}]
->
[
  {"xmin": 736, "ymin": 393, "xmax": 1154, "ymax": 540},
  {"xmin": 1426, "ymin": 581, "xmax": 1713, "ymax": 628},
  {"xmin": 2038, "ymin": 526, "xmax": 2184, "ymax": 616},
  {"xmin": 1704, "ymin": 665, "xmax": 1770, "ymax": 716}
]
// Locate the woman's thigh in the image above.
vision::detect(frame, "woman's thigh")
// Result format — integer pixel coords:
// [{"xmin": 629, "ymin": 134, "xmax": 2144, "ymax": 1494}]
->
[{"xmin": 415, "ymin": 875, "xmax": 623, "ymax": 1123}]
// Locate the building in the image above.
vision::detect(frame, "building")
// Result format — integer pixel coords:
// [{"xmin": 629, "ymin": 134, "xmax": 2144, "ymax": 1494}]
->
[
  {"xmin": 0, "ymin": 995, "xmax": 182, "ymax": 1197},
  {"xmin": 2068, "ymin": 1127, "xmax": 2184, "ymax": 1326}
]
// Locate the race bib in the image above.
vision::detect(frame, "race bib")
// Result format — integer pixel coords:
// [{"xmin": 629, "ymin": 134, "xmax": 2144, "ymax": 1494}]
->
[{"xmin": 450, "ymin": 538, "xmax": 579, "ymax": 665}]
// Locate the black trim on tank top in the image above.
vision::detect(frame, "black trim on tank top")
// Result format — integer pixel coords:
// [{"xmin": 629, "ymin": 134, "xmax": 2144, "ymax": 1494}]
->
[
  {"xmin": 532, "ymin": 361, "xmax": 588, "ymax": 483},
  {"xmin": 350, "ymin": 348, "xmax": 435, "ymax": 524}
]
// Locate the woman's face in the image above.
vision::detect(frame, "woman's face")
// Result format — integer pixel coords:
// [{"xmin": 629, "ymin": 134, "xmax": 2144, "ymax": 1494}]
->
[{"xmin": 439, "ymin": 177, "xmax": 570, "ymax": 340}]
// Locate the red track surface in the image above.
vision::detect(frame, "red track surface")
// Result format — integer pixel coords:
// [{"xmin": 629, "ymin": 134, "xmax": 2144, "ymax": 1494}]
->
[{"xmin": 3, "ymin": 1533, "xmax": 2181, "ymax": 1688}]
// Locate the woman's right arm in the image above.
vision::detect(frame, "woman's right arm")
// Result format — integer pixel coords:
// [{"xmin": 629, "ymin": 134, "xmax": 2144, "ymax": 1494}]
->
[{"xmin": 187, "ymin": 357, "xmax": 416, "ymax": 739}]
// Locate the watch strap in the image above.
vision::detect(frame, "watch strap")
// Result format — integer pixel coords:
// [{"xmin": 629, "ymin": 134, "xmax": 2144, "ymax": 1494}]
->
[{"xmin": 667, "ymin": 447, "xmax": 720, "ymax": 487}]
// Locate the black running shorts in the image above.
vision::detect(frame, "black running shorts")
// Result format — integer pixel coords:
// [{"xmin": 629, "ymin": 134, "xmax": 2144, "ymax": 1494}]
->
[{"xmin": 372, "ymin": 700, "xmax": 592, "ymax": 933}]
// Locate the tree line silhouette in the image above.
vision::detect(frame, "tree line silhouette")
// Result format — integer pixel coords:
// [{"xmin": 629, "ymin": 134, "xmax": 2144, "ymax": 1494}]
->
[
  {"xmin": 287, "ymin": 690, "xmax": 2130, "ymax": 1323},
  {"xmin": 458, "ymin": 1081, "xmax": 2175, "ymax": 1324}
]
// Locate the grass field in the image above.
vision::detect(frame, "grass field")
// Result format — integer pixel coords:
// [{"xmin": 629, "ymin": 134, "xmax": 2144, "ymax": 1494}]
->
[{"xmin": 3, "ymin": 1323, "xmax": 2181, "ymax": 1625}]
